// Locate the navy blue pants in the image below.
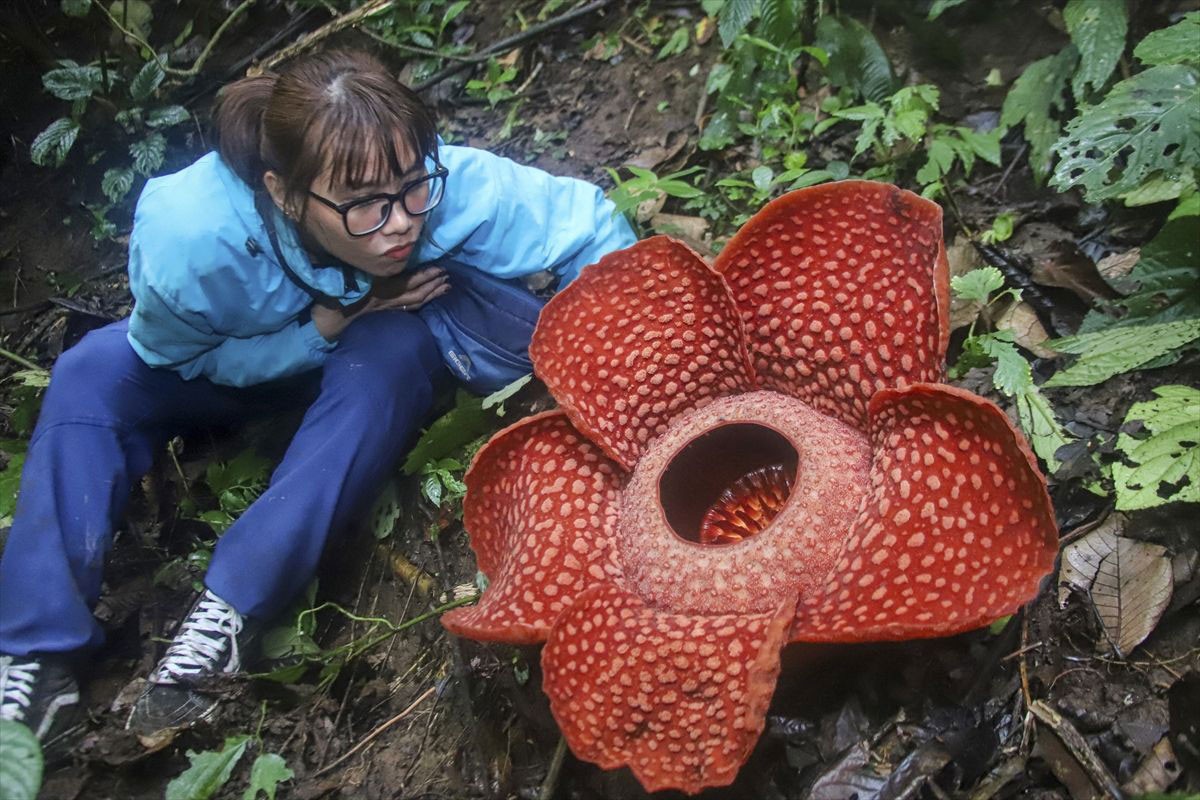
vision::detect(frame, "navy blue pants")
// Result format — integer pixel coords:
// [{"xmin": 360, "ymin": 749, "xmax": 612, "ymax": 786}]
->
[{"xmin": 0, "ymin": 312, "xmax": 443, "ymax": 657}]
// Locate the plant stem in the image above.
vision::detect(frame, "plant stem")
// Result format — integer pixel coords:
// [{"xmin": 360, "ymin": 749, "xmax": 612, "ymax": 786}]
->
[
  {"xmin": 96, "ymin": 0, "xmax": 256, "ymax": 78},
  {"xmin": 0, "ymin": 347, "xmax": 45, "ymax": 373}
]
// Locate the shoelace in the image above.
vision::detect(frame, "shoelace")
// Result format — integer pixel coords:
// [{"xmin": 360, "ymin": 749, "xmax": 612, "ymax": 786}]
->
[
  {"xmin": 152, "ymin": 591, "xmax": 245, "ymax": 685},
  {"xmin": 0, "ymin": 656, "xmax": 38, "ymax": 722}
]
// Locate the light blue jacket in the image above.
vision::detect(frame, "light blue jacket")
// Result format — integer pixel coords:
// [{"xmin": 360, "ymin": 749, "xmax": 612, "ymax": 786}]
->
[{"xmin": 126, "ymin": 146, "xmax": 634, "ymax": 387}]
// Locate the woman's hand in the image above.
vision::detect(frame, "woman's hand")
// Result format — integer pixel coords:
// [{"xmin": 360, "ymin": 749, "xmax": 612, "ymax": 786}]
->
[{"xmin": 311, "ymin": 267, "xmax": 451, "ymax": 341}]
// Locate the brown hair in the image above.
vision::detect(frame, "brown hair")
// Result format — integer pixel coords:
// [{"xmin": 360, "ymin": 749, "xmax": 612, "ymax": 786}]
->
[{"xmin": 214, "ymin": 50, "xmax": 437, "ymax": 214}]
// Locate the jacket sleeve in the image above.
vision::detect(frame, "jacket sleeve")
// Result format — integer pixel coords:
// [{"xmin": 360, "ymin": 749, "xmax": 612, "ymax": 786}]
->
[
  {"xmin": 127, "ymin": 281, "xmax": 334, "ymax": 387},
  {"xmin": 418, "ymin": 145, "xmax": 636, "ymax": 286}
]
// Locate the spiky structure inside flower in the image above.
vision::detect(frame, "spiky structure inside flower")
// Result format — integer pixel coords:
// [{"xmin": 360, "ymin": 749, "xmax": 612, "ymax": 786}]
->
[{"xmin": 443, "ymin": 181, "xmax": 1058, "ymax": 794}]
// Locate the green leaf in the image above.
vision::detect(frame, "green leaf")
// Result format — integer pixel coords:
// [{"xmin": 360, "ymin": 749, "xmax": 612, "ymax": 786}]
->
[
  {"xmin": 481, "ymin": 372, "xmax": 532, "ymax": 412},
  {"xmin": 242, "ymin": 752, "xmax": 293, "ymax": 800},
  {"xmin": 0, "ymin": 720, "xmax": 43, "ymax": 800},
  {"xmin": 129, "ymin": 58, "xmax": 165, "ymax": 102},
  {"xmin": 1001, "ymin": 48, "xmax": 1078, "ymax": 181},
  {"xmin": 917, "ymin": 137, "xmax": 955, "ymax": 185},
  {"xmin": 130, "ymin": 131, "xmax": 166, "ymax": 176},
  {"xmin": 1063, "ymin": 0, "xmax": 1128, "ymax": 98},
  {"xmin": 101, "ymin": 166, "xmax": 136, "ymax": 203},
  {"xmin": 1169, "ymin": 191, "xmax": 1200, "ymax": 219},
  {"xmin": 421, "ymin": 473, "xmax": 444, "ymax": 507},
  {"xmin": 205, "ymin": 449, "xmax": 272, "ymax": 496},
  {"xmin": 657, "ymin": 26, "xmax": 690, "ymax": 60},
  {"xmin": 928, "ymin": 0, "xmax": 969, "ymax": 19},
  {"xmin": 1051, "ymin": 64, "xmax": 1200, "ymax": 203},
  {"xmin": 42, "ymin": 63, "xmax": 104, "ymax": 100},
  {"xmin": 1015, "ymin": 384, "xmax": 1074, "ymax": 472},
  {"xmin": 758, "ymin": 0, "xmax": 798, "ymax": 43},
  {"xmin": 146, "ymin": 104, "xmax": 190, "ymax": 129},
  {"xmin": 403, "ymin": 392, "xmax": 492, "ymax": 474},
  {"xmin": 1045, "ymin": 318, "xmax": 1200, "ymax": 387},
  {"xmin": 718, "ymin": 0, "xmax": 759, "ymax": 48},
  {"xmin": 1134, "ymin": 12, "xmax": 1200, "ymax": 67},
  {"xmin": 165, "ymin": 736, "xmax": 250, "ymax": 800},
  {"xmin": 816, "ymin": 16, "xmax": 897, "ymax": 103},
  {"xmin": 1113, "ymin": 385, "xmax": 1200, "ymax": 510},
  {"xmin": 979, "ymin": 332, "xmax": 1034, "ymax": 396},
  {"xmin": 0, "ymin": 451, "xmax": 26, "ymax": 519},
  {"xmin": 61, "ymin": 0, "xmax": 91, "ymax": 16},
  {"xmin": 951, "ymin": 267, "xmax": 1006, "ymax": 304},
  {"xmin": 30, "ymin": 118, "xmax": 81, "ymax": 167}
]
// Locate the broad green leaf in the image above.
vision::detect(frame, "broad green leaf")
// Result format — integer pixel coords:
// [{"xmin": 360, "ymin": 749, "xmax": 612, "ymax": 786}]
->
[
  {"xmin": 1015, "ymin": 385, "xmax": 1074, "ymax": 472},
  {"xmin": 0, "ymin": 720, "xmax": 42, "ymax": 800},
  {"xmin": 1120, "ymin": 170, "xmax": 1195, "ymax": 206},
  {"xmin": 1113, "ymin": 385, "xmax": 1200, "ymax": 510},
  {"xmin": 959, "ymin": 127, "xmax": 1002, "ymax": 165},
  {"xmin": 718, "ymin": 0, "xmax": 759, "ymax": 48},
  {"xmin": 928, "ymin": 0, "xmax": 969, "ymax": 19},
  {"xmin": 61, "ymin": 0, "xmax": 91, "ymax": 16},
  {"xmin": 205, "ymin": 449, "xmax": 272, "ymax": 496},
  {"xmin": 166, "ymin": 736, "xmax": 250, "ymax": 800},
  {"xmin": 130, "ymin": 131, "xmax": 167, "ymax": 176},
  {"xmin": 30, "ymin": 118, "xmax": 81, "ymax": 167},
  {"xmin": 147, "ymin": 105, "xmax": 191, "ymax": 129},
  {"xmin": 101, "ymin": 166, "xmax": 136, "ymax": 203},
  {"xmin": 657, "ymin": 26, "xmax": 690, "ymax": 60},
  {"xmin": 916, "ymin": 137, "xmax": 955, "ymax": 185},
  {"xmin": 403, "ymin": 391, "xmax": 491, "ymax": 475},
  {"xmin": 1045, "ymin": 318, "xmax": 1200, "ymax": 387},
  {"xmin": 0, "ymin": 451, "xmax": 26, "ymax": 519},
  {"xmin": 1001, "ymin": 48, "xmax": 1078, "ymax": 180},
  {"xmin": 951, "ymin": 267, "xmax": 1005, "ymax": 305},
  {"xmin": 1051, "ymin": 64, "xmax": 1200, "ymax": 203},
  {"xmin": 1134, "ymin": 12, "xmax": 1200, "ymax": 67},
  {"xmin": 129, "ymin": 57, "xmax": 165, "ymax": 102},
  {"xmin": 1169, "ymin": 191, "xmax": 1200, "ymax": 219},
  {"xmin": 1063, "ymin": 0, "xmax": 1127, "ymax": 98},
  {"xmin": 758, "ymin": 0, "xmax": 798, "ymax": 43},
  {"xmin": 1095, "ymin": 216, "xmax": 1200, "ymax": 329},
  {"xmin": 42, "ymin": 63, "xmax": 104, "ymax": 100},
  {"xmin": 815, "ymin": 15, "xmax": 897, "ymax": 103},
  {"xmin": 482, "ymin": 373, "xmax": 532, "ymax": 412},
  {"xmin": 243, "ymin": 752, "xmax": 294, "ymax": 800},
  {"xmin": 979, "ymin": 333, "xmax": 1034, "ymax": 396}
]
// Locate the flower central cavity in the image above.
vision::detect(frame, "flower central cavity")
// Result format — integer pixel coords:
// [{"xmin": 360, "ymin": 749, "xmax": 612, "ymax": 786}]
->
[
  {"xmin": 657, "ymin": 423, "xmax": 797, "ymax": 545},
  {"xmin": 616, "ymin": 391, "xmax": 872, "ymax": 617}
]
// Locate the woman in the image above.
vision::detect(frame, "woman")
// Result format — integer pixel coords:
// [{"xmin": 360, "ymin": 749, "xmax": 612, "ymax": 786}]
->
[{"xmin": 0, "ymin": 49, "xmax": 634, "ymax": 744}]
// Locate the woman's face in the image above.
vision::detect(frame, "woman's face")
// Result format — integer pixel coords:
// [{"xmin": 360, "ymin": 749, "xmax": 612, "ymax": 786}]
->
[{"xmin": 270, "ymin": 142, "xmax": 431, "ymax": 278}]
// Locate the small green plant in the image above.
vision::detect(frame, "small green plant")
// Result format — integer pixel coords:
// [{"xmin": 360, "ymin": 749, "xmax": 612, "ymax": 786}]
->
[
  {"xmin": 978, "ymin": 212, "xmax": 1016, "ymax": 245},
  {"xmin": 604, "ymin": 165, "xmax": 705, "ymax": 221},
  {"xmin": 164, "ymin": 721, "xmax": 293, "ymax": 800},
  {"xmin": 191, "ymin": 449, "xmax": 273, "ymax": 535},
  {"xmin": 465, "ymin": 57, "xmax": 519, "ymax": 107},
  {"xmin": 950, "ymin": 267, "xmax": 1074, "ymax": 471},
  {"xmin": 1110, "ymin": 385, "xmax": 1199, "ymax": 510},
  {"xmin": 0, "ymin": 720, "xmax": 43, "ymax": 800}
]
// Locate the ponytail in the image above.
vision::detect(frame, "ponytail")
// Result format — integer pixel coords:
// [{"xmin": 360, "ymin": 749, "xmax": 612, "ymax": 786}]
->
[{"xmin": 213, "ymin": 74, "xmax": 276, "ymax": 188}]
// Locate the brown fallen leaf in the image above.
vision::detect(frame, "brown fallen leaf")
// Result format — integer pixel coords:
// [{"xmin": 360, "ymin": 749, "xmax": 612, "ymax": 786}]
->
[
  {"xmin": 1121, "ymin": 737, "xmax": 1183, "ymax": 795},
  {"xmin": 649, "ymin": 212, "xmax": 711, "ymax": 257},
  {"xmin": 1096, "ymin": 248, "xmax": 1141, "ymax": 283},
  {"xmin": 995, "ymin": 299, "xmax": 1056, "ymax": 358},
  {"xmin": 1029, "ymin": 240, "xmax": 1118, "ymax": 304},
  {"xmin": 1060, "ymin": 514, "xmax": 1125, "ymax": 607}
]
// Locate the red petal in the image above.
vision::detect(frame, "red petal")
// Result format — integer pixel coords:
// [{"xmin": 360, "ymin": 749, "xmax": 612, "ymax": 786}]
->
[
  {"xmin": 792, "ymin": 383, "xmax": 1058, "ymax": 642},
  {"xmin": 542, "ymin": 582, "xmax": 794, "ymax": 794},
  {"xmin": 713, "ymin": 181, "xmax": 950, "ymax": 430},
  {"xmin": 442, "ymin": 411, "xmax": 625, "ymax": 644},
  {"xmin": 531, "ymin": 236, "xmax": 756, "ymax": 469}
]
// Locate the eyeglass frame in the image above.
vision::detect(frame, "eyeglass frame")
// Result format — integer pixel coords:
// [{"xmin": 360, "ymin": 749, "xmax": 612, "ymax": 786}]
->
[{"xmin": 307, "ymin": 159, "xmax": 450, "ymax": 238}]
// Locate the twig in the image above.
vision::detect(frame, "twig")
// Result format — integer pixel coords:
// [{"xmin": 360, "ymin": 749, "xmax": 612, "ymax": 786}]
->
[
  {"xmin": 414, "ymin": 0, "xmax": 615, "ymax": 92},
  {"xmin": 1003, "ymin": 639, "xmax": 1044, "ymax": 661},
  {"xmin": 1030, "ymin": 700, "xmax": 1125, "ymax": 800},
  {"xmin": 1018, "ymin": 613, "xmax": 1033, "ymax": 712},
  {"xmin": 312, "ymin": 685, "xmax": 436, "ymax": 777},
  {"xmin": 0, "ymin": 347, "xmax": 44, "ymax": 373},
  {"xmin": 992, "ymin": 142, "xmax": 1029, "ymax": 197},
  {"xmin": 249, "ymin": 0, "xmax": 398, "ymax": 76},
  {"xmin": 96, "ymin": 0, "xmax": 256, "ymax": 78},
  {"xmin": 623, "ymin": 98, "xmax": 640, "ymax": 131},
  {"xmin": 538, "ymin": 736, "xmax": 569, "ymax": 800}
]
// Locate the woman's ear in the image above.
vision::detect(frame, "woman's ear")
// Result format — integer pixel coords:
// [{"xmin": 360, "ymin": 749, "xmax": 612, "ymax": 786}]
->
[{"xmin": 263, "ymin": 171, "xmax": 292, "ymax": 217}]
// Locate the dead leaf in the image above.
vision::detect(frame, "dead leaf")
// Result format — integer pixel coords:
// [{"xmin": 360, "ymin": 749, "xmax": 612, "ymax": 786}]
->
[
  {"xmin": 1091, "ymin": 538, "xmax": 1172, "ymax": 657},
  {"xmin": 1097, "ymin": 248, "xmax": 1141, "ymax": 283},
  {"xmin": 635, "ymin": 192, "xmax": 666, "ymax": 223},
  {"xmin": 1060, "ymin": 515, "xmax": 1125, "ymax": 607},
  {"xmin": 1121, "ymin": 737, "xmax": 1183, "ymax": 794},
  {"xmin": 649, "ymin": 212, "xmax": 711, "ymax": 256},
  {"xmin": 495, "ymin": 48, "xmax": 521, "ymax": 69},
  {"xmin": 995, "ymin": 300, "xmax": 1056, "ymax": 358},
  {"xmin": 695, "ymin": 16, "xmax": 716, "ymax": 45},
  {"xmin": 1028, "ymin": 240, "xmax": 1117, "ymax": 304}
]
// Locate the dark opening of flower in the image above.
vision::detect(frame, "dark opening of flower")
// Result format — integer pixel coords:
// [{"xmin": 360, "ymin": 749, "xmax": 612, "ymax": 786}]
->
[{"xmin": 443, "ymin": 181, "xmax": 1058, "ymax": 795}]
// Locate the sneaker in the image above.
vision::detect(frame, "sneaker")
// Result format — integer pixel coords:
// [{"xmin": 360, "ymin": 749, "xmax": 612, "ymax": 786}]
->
[
  {"xmin": 126, "ymin": 590, "xmax": 253, "ymax": 734},
  {"xmin": 0, "ymin": 655, "xmax": 83, "ymax": 747}
]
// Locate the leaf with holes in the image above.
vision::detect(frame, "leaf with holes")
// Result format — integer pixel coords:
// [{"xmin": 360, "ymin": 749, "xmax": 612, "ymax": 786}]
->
[
  {"xmin": 1064, "ymin": 0, "xmax": 1127, "ymax": 98},
  {"xmin": 1113, "ymin": 385, "xmax": 1200, "ymax": 510},
  {"xmin": 1001, "ymin": 48, "xmax": 1078, "ymax": 180},
  {"xmin": 1045, "ymin": 318, "xmax": 1200, "ymax": 387},
  {"xmin": 0, "ymin": 721, "xmax": 42, "ymax": 800},
  {"xmin": 1134, "ymin": 12, "xmax": 1200, "ymax": 67},
  {"xmin": 130, "ymin": 131, "xmax": 167, "ymax": 176},
  {"xmin": 1051, "ymin": 64, "xmax": 1200, "ymax": 203},
  {"xmin": 1091, "ymin": 537, "xmax": 1172, "ymax": 656},
  {"xmin": 30, "ymin": 118, "xmax": 81, "ymax": 167}
]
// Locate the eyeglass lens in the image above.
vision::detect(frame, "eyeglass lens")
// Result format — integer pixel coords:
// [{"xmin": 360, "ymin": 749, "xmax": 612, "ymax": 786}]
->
[{"xmin": 344, "ymin": 173, "xmax": 446, "ymax": 235}]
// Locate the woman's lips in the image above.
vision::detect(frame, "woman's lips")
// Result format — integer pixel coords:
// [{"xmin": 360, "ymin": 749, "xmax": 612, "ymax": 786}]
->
[{"xmin": 384, "ymin": 244, "xmax": 413, "ymax": 261}]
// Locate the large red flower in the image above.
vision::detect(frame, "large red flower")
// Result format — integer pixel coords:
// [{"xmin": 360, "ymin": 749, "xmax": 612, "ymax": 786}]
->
[{"xmin": 442, "ymin": 181, "xmax": 1058, "ymax": 794}]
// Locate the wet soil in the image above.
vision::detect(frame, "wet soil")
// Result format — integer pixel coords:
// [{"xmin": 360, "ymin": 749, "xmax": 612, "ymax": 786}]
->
[{"xmin": 1, "ymin": 1, "xmax": 1196, "ymax": 799}]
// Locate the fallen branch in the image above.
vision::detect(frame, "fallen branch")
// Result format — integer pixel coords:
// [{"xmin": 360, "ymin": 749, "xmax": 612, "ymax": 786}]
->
[
  {"xmin": 312, "ymin": 685, "xmax": 436, "ymax": 777},
  {"xmin": 248, "ymin": 0, "xmax": 398, "ymax": 76},
  {"xmin": 538, "ymin": 736, "xmax": 568, "ymax": 800},
  {"xmin": 1030, "ymin": 700, "xmax": 1125, "ymax": 800}
]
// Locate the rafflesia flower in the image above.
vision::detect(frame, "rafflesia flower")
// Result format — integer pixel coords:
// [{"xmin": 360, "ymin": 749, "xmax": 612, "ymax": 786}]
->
[{"xmin": 442, "ymin": 181, "xmax": 1058, "ymax": 794}]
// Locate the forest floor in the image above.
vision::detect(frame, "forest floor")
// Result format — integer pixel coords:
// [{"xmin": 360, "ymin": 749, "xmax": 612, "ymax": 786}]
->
[{"xmin": 0, "ymin": 1, "xmax": 1196, "ymax": 799}]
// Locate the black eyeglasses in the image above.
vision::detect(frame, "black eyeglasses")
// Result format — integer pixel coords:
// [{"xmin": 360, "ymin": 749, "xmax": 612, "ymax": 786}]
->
[{"xmin": 308, "ymin": 160, "xmax": 449, "ymax": 237}]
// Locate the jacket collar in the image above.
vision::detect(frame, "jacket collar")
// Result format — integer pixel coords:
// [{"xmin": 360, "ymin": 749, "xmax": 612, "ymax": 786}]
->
[{"xmin": 263, "ymin": 203, "xmax": 373, "ymax": 305}]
